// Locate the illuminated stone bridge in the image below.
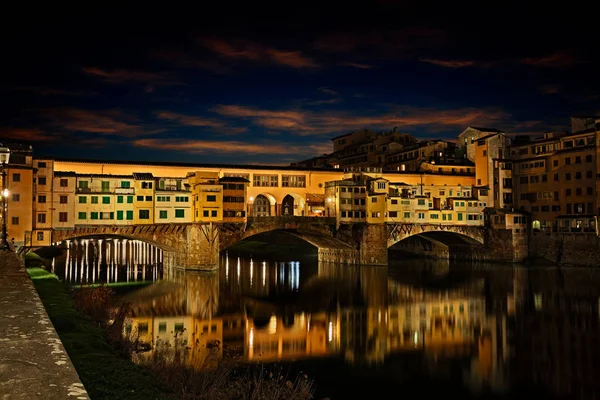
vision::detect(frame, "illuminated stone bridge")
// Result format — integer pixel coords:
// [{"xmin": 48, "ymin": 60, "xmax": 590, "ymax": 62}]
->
[{"xmin": 52, "ymin": 216, "xmax": 523, "ymax": 270}]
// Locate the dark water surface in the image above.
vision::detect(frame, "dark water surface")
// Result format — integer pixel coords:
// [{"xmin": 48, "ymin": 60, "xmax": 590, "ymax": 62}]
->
[{"xmin": 52, "ymin": 241, "xmax": 600, "ymax": 400}]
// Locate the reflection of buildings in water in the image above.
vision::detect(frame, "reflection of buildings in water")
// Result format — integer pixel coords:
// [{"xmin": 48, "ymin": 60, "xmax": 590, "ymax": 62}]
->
[
  {"xmin": 124, "ymin": 259, "xmax": 510, "ymax": 396},
  {"xmin": 511, "ymin": 268, "xmax": 600, "ymax": 400},
  {"xmin": 127, "ymin": 315, "xmax": 224, "ymax": 370},
  {"xmin": 245, "ymin": 312, "xmax": 332, "ymax": 362}
]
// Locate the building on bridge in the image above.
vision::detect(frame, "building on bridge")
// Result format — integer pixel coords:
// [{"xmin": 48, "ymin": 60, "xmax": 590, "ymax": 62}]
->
[{"xmin": 325, "ymin": 168, "xmax": 487, "ymax": 227}]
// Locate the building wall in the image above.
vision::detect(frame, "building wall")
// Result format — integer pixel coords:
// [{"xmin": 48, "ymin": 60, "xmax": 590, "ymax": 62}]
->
[
  {"xmin": 52, "ymin": 174, "xmax": 76, "ymax": 230},
  {"xmin": 511, "ymin": 130, "xmax": 596, "ymax": 232},
  {"xmin": 6, "ymin": 166, "xmax": 34, "ymax": 247},
  {"xmin": 32, "ymin": 159, "xmax": 54, "ymax": 246}
]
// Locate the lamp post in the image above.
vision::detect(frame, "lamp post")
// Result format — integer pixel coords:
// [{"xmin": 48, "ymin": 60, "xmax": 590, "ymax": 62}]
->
[{"xmin": 0, "ymin": 146, "xmax": 11, "ymax": 250}]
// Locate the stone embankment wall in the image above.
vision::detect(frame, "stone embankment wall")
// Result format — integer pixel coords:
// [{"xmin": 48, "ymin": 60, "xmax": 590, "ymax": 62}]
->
[{"xmin": 528, "ymin": 233, "xmax": 600, "ymax": 267}]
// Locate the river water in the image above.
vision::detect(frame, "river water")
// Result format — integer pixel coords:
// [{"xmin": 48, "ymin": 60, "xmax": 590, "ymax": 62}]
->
[{"xmin": 52, "ymin": 239, "xmax": 600, "ymax": 399}]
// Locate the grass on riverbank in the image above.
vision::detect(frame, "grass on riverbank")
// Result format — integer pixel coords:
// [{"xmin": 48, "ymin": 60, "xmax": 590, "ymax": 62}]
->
[{"xmin": 27, "ymin": 268, "xmax": 176, "ymax": 400}]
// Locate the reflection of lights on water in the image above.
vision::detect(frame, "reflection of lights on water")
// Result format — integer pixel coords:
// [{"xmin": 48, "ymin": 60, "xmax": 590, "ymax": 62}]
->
[
  {"xmin": 225, "ymin": 257, "xmax": 229, "ymax": 281},
  {"xmin": 249, "ymin": 327, "xmax": 254, "ymax": 348},
  {"xmin": 236, "ymin": 258, "xmax": 241, "ymax": 284},
  {"xmin": 250, "ymin": 259, "xmax": 254, "ymax": 286},
  {"xmin": 307, "ymin": 315, "xmax": 311, "ymax": 332},
  {"xmin": 262, "ymin": 262, "xmax": 266, "ymax": 287},
  {"xmin": 413, "ymin": 331, "xmax": 418, "ymax": 345},
  {"xmin": 328, "ymin": 322, "xmax": 333, "ymax": 342},
  {"xmin": 378, "ymin": 310, "xmax": 381, "ymax": 322},
  {"xmin": 268, "ymin": 315, "xmax": 277, "ymax": 334}
]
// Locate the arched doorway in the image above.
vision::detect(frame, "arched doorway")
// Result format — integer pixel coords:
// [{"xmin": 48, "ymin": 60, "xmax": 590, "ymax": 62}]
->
[
  {"xmin": 254, "ymin": 195, "xmax": 271, "ymax": 217},
  {"xmin": 282, "ymin": 195, "xmax": 294, "ymax": 216}
]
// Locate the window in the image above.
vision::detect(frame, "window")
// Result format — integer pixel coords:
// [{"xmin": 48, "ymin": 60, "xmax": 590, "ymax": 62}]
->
[
  {"xmin": 282, "ymin": 175, "xmax": 306, "ymax": 188},
  {"xmin": 371, "ymin": 197, "xmax": 377, "ymax": 203},
  {"xmin": 11, "ymin": 193, "xmax": 20, "ymax": 202},
  {"xmin": 59, "ymin": 212, "xmax": 67, "ymax": 222},
  {"xmin": 566, "ymin": 188, "xmax": 571, "ymax": 196},
  {"xmin": 211, "ymin": 210, "xmax": 217, "ymax": 217},
  {"xmin": 120, "ymin": 181, "xmax": 130, "ymax": 188},
  {"xmin": 59, "ymin": 195, "xmax": 68, "ymax": 204},
  {"xmin": 38, "ymin": 177, "xmax": 46, "ymax": 185},
  {"xmin": 586, "ymin": 154, "xmax": 593, "ymax": 162},
  {"xmin": 38, "ymin": 195, "xmax": 46, "ymax": 203},
  {"xmin": 159, "ymin": 210, "xmax": 167, "ymax": 219},
  {"xmin": 78, "ymin": 196, "xmax": 87, "ymax": 204},
  {"xmin": 207, "ymin": 195, "xmax": 216, "ymax": 202},
  {"xmin": 117, "ymin": 196, "xmax": 123, "ymax": 203},
  {"xmin": 141, "ymin": 182, "xmax": 153, "ymax": 189},
  {"xmin": 60, "ymin": 179, "xmax": 68, "ymax": 187},
  {"xmin": 403, "ymin": 212, "xmax": 410, "ymax": 218},
  {"xmin": 145, "ymin": 196, "xmax": 152, "ymax": 201},
  {"xmin": 565, "ymin": 157, "xmax": 571, "ymax": 165},
  {"xmin": 127, "ymin": 196, "xmax": 133, "ymax": 203},
  {"xmin": 37, "ymin": 214, "xmax": 46, "ymax": 223},
  {"xmin": 100, "ymin": 181, "xmax": 109, "ymax": 192},
  {"xmin": 158, "ymin": 323, "xmax": 167, "ymax": 333},
  {"xmin": 137, "ymin": 196, "xmax": 144, "ymax": 201},
  {"xmin": 483, "ymin": 150, "xmax": 487, "ymax": 156},
  {"xmin": 91, "ymin": 212, "xmax": 99, "ymax": 220},
  {"xmin": 417, "ymin": 199, "xmax": 425, "ymax": 205},
  {"xmin": 102, "ymin": 196, "xmax": 110, "ymax": 204},
  {"xmin": 126, "ymin": 211, "xmax": 133, "ymax": 220},
  {"xmin": 575, "ymin": 156, "xmax": 582, "ymax": 164},
  {"xmin": 175, "ymin": 209, "xmax": 184, "ymax": 218},
  {"xmin": 100, "ymin": 212, "xmax": 113, "ymax": 220},
  {"xmin": 38, "ymin": 162, "xmax": 47, "ymax": 168},
  {"xmin": 37, "ymin": 232, "xmax": 44, "ymax": 241},
  {"xmin": 78, "ymin": 212, "xmax": 86, "ymax": 220},
  {"xmin": 117, "ymin": 211, "xmax": 124, "ymax": 220},
  {"xmin": 203, "ymin": 210, "xmax": 209, "ymax": 217},
  {"xmin": 11, "ymin": 216, "xmax": 19, "ymax": 225},
  {"xmin": 78, "ymin": 180, "xmax": 88, "ymax": 188},
  {"xmin": 417, "ymin": 212, "xmax": 425, "ymax": 219},
  {"xmin": 253, "ymin": 174, "xmax": 278, "ymax": 187},
  {"xmin": 175, "ymin": 196, "xmax": 188, "ymax": 202},
  {"xmin": 139, "ymin": 210, "xmax": 150, "ymax": 219},
  {"xmin": 458, "ymin": 213, "xmax": 463, "ymax": 221},
  {"xmin": 91, "ymin": 196, "xmax": 98, "ymax": 204},
  {"xmin": 12, "ymin": 173, "xmax": 20, "ymax": 182}
]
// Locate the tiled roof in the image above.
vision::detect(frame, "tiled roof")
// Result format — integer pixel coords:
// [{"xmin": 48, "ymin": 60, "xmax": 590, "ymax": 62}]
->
[
  {"xmin": 133, "ymin": 172, "xmax": 154, "ymax": 180},
  {"xmin": 54, "ymin": 171, "xmax": 77, "ymax": 177},
  {"xmin": 469, "ymin": 126, "xmax": 504, "ymax": 133},
  {"xmin": 50, "ymin": 157, "xmax": 339, "ymax": 172}
]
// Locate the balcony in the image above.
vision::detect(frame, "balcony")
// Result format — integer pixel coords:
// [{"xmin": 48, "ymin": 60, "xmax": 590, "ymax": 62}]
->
[
  {"xmin": 77, "ymin": 187, "xmax": 91, "ymax": 193},
  {"xmin": 157, "ymin": 185, "xmax": 190, "ymax": 192},
  {"xmin": 115, "ymin": 187, "xmax": 135, "ymax": 194}
]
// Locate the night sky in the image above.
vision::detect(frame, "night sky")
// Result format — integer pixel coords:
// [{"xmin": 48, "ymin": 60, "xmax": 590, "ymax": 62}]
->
[{"xmin": 1, "ymin": 6, "xmax": 598, "ymax": 165}]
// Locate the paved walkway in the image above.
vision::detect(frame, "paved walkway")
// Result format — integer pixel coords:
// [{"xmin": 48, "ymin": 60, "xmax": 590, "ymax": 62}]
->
[{"xmin": 0, "ymin": 251, "xmax": 89, "ymax": 399}]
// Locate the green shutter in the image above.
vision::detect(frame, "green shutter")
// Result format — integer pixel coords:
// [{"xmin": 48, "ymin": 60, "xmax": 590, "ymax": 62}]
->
[
  {"xmin": 159, "ymin": 210, "xmax": 167, "ymax": 219},
  {"xmin": 458, "ymin": 213, "xmax": 463, "ymax": 221},
  {"xmin": 91, "ymin": 212, "xmax": 98, "ymax": 220},
  {"xmin": 78, "ymin": 196, "xmax": 86, "ymax": 204},
  {"xmin": 175, "ymin": 209, "xmax": 184, "ymax": 218},
  {"xmin": 117, "ymin": 196, "xmax": 123, "ymax": 203},
  {"xmin": 78, "ymin": 212, "xmax": 86, "ymax": 220},
  {"xmin": 91, "ymin": 196, "xmax": 98, "ymax": 204},
  {"xmin": 109, "ymin": 212, "xmax": 114, "ymax": 219},
  {"xmin": 102, "ymin": 196, "xmax": 110, "ymax": 204},
  {"xmin": 117, "ymin": 211, "xmax": 124, "ymax": 220},
  {"xmin": 126, "ymin": 210, "xmax": 133, "ymax": 220},
  {"xmin": 127, "ymin": 196, "xmax": 133, "ymax": 203}
]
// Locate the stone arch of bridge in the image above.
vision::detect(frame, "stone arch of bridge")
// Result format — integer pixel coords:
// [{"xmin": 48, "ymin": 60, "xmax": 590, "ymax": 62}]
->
[
  {"xmin": 387, "ymin": 224, "xmax": 485, "ymax": 248},
  {"xmin": 53, "ymin": 233, "xmax": 178, "ymax": 252}
]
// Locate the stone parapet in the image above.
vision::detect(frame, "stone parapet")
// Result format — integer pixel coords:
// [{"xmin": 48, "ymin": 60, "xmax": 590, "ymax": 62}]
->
[{"xmin": 0, "ymin": 251, "xmax": 89, "ymax": 399}]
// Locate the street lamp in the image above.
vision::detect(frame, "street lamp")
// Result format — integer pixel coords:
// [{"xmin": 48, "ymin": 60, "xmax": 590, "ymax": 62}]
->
[{"xmin": 0, "ymin": 146, "xmax": 11, "ymax": 250}]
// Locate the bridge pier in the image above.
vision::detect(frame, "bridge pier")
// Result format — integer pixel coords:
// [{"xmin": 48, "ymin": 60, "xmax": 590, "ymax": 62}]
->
[{"xmin": 357, "ymin": 224, "xmax": 388, "ymax": 266}]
